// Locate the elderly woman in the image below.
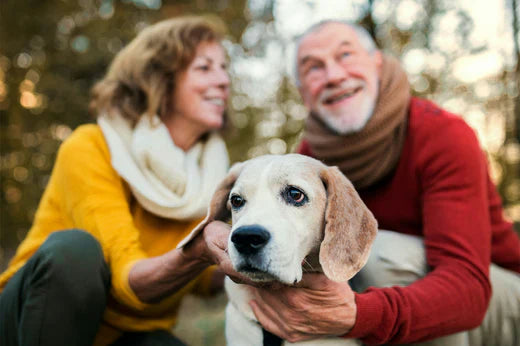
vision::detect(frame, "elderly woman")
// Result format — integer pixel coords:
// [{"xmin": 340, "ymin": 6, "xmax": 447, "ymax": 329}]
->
[{"xmin": 0, "ymin": 16, "xmax": 240, "ymax": 346}]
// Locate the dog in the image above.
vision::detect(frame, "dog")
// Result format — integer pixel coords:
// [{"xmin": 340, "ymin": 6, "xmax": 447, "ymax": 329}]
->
[{"xmin": 178, "ymin": 154, "xmax": 377, "ymax": 345}]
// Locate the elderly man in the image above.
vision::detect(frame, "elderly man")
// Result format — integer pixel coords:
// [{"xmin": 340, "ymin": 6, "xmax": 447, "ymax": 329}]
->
[{"xmin": 248, "ymin": 20, "xmax": 520, "ymax": 345}]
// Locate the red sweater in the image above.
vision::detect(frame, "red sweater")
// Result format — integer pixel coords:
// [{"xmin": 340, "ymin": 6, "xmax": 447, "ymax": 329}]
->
[{"xmin": 297, "ymin": 97, "xmax": 520, "ymax": 344}]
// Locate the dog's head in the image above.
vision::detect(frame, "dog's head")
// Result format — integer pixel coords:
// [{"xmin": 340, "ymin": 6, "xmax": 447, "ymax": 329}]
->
[{"xmin": 178, "ymin": 154, "xmax": 377, "ymax": 285}]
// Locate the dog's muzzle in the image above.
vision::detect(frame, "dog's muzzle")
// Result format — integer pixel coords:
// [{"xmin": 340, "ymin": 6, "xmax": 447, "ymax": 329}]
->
[{"xmin": 231, "ymin": 225, "xmax": 270, "ymax": 256}]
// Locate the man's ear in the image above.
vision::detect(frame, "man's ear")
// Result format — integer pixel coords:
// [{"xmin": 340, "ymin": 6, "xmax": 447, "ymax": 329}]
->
[
  {"xmin": 318, "ymin": 166, "xmax": 378, "ymax": 282},
  {"xmin": 176, "ymin": 162, "xmax": 244, "ymax": 248}
]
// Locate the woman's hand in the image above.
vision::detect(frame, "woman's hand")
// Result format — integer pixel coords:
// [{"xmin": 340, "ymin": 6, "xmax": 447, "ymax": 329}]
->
[
  {"xmin": 184, "ymin": 220, "xmax": 231, "ymax": 266},
  {"xmin": 248, "ymin": 273, "xmax": 357, "ymax": 343},
  {"xmin": 127, "ymin": 221, "xmax": 228, "ymax": 303},
  {"xmin": 185, "ymin": 220, "xmax": 259, "ymax": 286},
  {"xmin": 129, "ymin": 220, "xmax": 257, "ymax": 303}
]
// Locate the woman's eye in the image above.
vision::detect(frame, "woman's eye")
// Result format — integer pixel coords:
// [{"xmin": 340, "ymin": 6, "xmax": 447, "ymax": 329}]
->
[
  {"xmin": 230, "ymin": 195, "xmax": 245, "ymax": 209},
  {"xmin": 197, "ymin": 65, "xmax": 210, "ymax": 71},
  {"xmin": 284, "ymin": 186, "xmax": 307, "ymax": 206}
]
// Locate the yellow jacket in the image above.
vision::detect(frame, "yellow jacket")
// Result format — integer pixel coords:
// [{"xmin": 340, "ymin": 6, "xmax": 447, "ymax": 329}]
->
[{"xmin": 0, "ymin": 124, "xmax": 215, "ymax": 344}]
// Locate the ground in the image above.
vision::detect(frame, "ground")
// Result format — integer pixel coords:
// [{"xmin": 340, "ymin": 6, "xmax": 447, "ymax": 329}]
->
[{"xmin": 174, "ymin": 292, "xmax": 227, "ymax": 345}]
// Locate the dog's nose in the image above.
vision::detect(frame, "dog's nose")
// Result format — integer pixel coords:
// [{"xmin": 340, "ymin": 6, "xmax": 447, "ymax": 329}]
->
[{"xmin": 231, "ymin": 225, "xmax": 270, "ymax": 255}]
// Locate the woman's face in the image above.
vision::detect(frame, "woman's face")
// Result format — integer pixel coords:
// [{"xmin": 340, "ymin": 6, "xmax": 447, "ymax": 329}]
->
[{"xmin": 171, "ymin": 41, "xmax": 230, "ymax": 132}]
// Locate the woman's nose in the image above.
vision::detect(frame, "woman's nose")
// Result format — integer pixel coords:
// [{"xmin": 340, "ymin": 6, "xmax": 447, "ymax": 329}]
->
[{"xmin": 215, "ymin": 68, "xmax": 230, "ymax": 89}]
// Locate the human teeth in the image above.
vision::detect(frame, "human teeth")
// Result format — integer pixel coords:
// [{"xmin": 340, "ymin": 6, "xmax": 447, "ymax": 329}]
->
[
  {"xmin": 325, "ymin": 87, "xmax": 361, "ymax": 104},
  {"xmin": 206, "ymin": 98, "xmax": 224, "ymax": 106},
  {"xmin": 327, "ymin": 91, "xmax": 354, "ymax": 103}
]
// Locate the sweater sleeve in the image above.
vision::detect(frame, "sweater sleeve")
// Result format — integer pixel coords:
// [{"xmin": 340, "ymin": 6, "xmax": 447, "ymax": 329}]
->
[
  {"xmin": 53, "ymin": 127, "xmax": 150, "ymax": 310},
  {"xmin": 347, "ymin": 117, "xmax": 492, "ymax": 344}
]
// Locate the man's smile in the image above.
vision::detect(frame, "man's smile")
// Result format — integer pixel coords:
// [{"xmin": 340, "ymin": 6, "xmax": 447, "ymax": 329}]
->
[{"xmin": 322, "ymin": 86, "xmax": 362, "ymax": 106}]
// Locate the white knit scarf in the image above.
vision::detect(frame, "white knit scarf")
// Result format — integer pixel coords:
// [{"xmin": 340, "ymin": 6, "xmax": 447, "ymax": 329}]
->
[{"xmin": 98, "ymin": 113, "xmax": 229, "ymax": 220}]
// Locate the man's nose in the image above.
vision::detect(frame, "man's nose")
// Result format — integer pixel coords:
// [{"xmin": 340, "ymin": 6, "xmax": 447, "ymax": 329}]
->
[{"xmin": 325, "ymin": 61, "xmax": 347, "ymax": 86}]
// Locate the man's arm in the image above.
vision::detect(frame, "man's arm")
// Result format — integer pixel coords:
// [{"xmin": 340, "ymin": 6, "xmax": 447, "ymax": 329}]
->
[
  {"xmin": 255, "ymin": 114, "xmax": 493, "ymax": 344},
  {"xmin": 349, "ymin": 114, "xmax": 493, "ymax": 344}
]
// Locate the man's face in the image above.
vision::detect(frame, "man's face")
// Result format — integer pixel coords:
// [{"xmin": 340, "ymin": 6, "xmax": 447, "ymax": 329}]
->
[{"xmin": 297, "ymin": 23, "xmax": 382, "ymax": 134}]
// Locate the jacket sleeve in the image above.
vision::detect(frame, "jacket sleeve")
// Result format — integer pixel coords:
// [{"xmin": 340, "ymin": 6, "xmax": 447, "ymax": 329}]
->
[
  {"xmin": 53, "ymin": 128, "xmax": 151, "ymax": 310},
  {"xmin": 347, "ymin": 117, "xmax": 492, "ymax": 344}
]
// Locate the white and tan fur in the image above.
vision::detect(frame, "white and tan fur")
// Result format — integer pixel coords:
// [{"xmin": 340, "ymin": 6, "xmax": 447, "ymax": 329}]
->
[{"xmin": 178, "ymin": 154, "xmax": 377, "ymax": 346}]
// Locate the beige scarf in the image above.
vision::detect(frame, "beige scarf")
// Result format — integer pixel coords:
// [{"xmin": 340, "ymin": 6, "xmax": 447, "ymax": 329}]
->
[
  {"xmin": 98, "ymin": 113, "xmax": 229, "ymax": 220},
  {"xmin": 304, "ymin": 55, "xmax": 411, "ymax": 189}
]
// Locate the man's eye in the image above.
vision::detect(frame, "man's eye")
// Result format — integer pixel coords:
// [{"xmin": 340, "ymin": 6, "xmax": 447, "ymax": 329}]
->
[
  {"xmin": 340, "ymin": 52, "xmax": 351, "ymax": 59},
  {"xmin": 307, "ymin": 64, "xmax": 322, "ymax": 73},
  {"xmin": 230, "ymin": 195, "xmax": 245, "ymax": 209},
  {"xmin": 283, "ymin": 186, "xmax": 308, "ymax": 206}
]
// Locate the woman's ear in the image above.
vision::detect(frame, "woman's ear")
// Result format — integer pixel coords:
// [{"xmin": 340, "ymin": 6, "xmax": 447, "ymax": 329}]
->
[
  {"xmin": 177, "ymin": 162, "xmax": 244, "ymax": 248},
  {"xmin": 318, "ymin": 166, "xmax": 378, "ymax": 281}
]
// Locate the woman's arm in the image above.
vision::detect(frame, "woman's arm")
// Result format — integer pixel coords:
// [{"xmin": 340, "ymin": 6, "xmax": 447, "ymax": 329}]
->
[
  {"xmin": 57, "ymin": 127, "xmax": 253, "ymax": 307},
  {"xmin": 129, "ymin": 220, "xmax": 253, "ymax": 303},
  {"xmin": 54, "ymin": 127, "xmax": 241, "ymax": 309}
]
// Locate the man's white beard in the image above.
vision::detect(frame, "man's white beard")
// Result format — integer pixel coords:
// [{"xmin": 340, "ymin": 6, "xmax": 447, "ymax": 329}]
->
[{"xmin": 314, "ymin": 94, "xmax": 376, "ymax": 135}]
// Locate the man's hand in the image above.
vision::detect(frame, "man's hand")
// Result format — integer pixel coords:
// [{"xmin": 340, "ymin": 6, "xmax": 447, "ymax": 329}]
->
[{"xmin": 249, "ymin": 273, "xmax": 357, "ymax": 343}]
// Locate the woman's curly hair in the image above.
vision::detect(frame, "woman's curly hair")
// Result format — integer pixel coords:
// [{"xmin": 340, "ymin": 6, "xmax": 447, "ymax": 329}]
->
[{"xmin": 89, "ymin": 15, "xmax": 226, "ymax": 126}]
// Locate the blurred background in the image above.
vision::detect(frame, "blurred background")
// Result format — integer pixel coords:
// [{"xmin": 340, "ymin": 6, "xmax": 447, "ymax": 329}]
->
[{"xmin": 1, "ymin": 0, "xmax": 519, "ymax": 344}]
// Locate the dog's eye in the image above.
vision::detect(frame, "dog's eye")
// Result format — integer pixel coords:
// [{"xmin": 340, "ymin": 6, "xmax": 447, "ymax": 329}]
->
[
  {"xmin": 288, "ymin": 188, "xmax": 304, "ymax": 203},
  {"xmin": 230, "ymin": 194, "xmax": 245, "ymax": 209},
  {"xmin": 283, "ymin": 186, "xmax": 308, "ymax": 206}
]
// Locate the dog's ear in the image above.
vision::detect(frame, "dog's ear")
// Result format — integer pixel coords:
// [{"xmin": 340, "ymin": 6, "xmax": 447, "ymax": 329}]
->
[
  {"xmin": 318, "ymin": 166, "xmax": 378, "ymax": 282},
  {"xmin": 176, "ymin": 162, "xmax": 244, "ymax": 248}
]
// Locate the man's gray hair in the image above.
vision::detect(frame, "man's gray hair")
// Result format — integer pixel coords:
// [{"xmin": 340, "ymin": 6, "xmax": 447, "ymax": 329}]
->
[{"xmin": 293, "ymin": 20, "xmax": 377, "ymax": 86}]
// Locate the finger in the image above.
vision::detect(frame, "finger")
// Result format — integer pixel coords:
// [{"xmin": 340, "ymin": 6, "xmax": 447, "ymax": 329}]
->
[
  {"xmin": 249, "ymin": 300, "xmax": 286, "ymax": 338},
  {"xmin": 296, "ymin": 272, "xmax": 331, "ymax": 289},
  {"xmin": 207, "ymin": 220, "xmax": 231, "ymax": 229},
  {"xmin": 256, "ymin": 286, "xmax": 309, "ymax": 315},
  {"xmin": 258, "ymin": 281, "xmax": 284, "ymax": 290},
  {"xmin": 249, "ymin": 300, "xmax": 315, "ymax": 343},
  {"xmin": 210, "ymin": 245, "xmax": 231, "ymax": 265},
  {"xmin": 252, "ymin": 287, "xmax": 286, "ymax": 306},
  {"xmin": 217, "ymin": 259, "xmax": 241, "ymax": 278},
  {"xmin": 205, "ymin": 221, "xmax": 231, "ymax": 250},
  {"xmin": 217, "ymin": 259, "xmax": 259, "ymax": 286}
]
